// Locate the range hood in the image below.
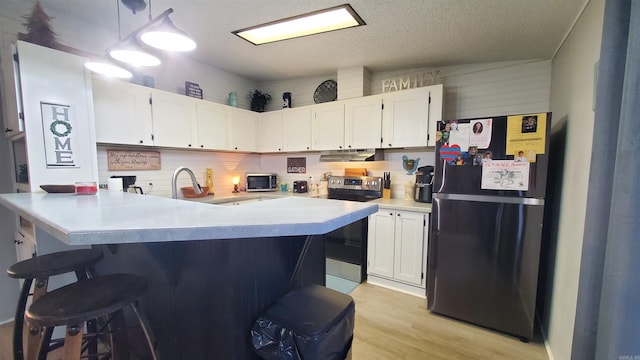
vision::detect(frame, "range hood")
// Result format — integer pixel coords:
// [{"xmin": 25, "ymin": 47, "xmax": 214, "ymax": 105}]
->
[{"xmin": 319, "ymin": 148, "xmax": 384, "ymax": 162}]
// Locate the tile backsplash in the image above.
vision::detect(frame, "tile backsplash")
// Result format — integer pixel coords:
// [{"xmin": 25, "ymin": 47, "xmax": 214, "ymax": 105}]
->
[{"xmin": 97, "ymin": 146, "xmax": 434, "ymax": 199}]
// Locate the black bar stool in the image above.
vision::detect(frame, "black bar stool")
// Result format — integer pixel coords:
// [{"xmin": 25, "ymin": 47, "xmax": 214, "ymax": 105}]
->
[
  {"xmin": 7, "ymin": 249, "xmax": 104, "ymax": 360},
  {"xmin": 25, "ymin": 273, "xmax": 158, "ymax": 360}
]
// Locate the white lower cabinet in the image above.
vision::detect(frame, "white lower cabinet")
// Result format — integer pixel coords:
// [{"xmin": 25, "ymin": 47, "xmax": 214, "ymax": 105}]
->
[{"xmin": 367, "ymin": 209, "xmax": 428, "ymax": 292}]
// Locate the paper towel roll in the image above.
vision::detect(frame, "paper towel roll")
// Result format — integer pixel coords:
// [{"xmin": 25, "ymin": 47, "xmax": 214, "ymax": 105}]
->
[{"xmin": 108, "ymin": 177, "xmax": 123, "ymax": 192}]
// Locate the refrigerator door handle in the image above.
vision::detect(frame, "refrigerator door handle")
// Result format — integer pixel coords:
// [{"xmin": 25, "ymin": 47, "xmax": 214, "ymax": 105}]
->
[{"xmin": 433, "ymin": 193, "xmax": 544, "ymax": 206}]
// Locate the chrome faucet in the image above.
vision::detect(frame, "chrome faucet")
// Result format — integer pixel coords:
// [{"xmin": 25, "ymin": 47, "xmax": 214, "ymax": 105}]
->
[{"xmin": 172, "ymin": 166, "xmax": 203, "ymax": 199}]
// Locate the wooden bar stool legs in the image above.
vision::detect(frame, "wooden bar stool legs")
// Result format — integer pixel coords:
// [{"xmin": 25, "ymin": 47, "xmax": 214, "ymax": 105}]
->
[
  {"xmin": 26, "ymin": 274, "xmax": 158, "ymax": 360},
  {"xmin": 7, "ymin": 249, "xmax": 104, "ymax": 360}
]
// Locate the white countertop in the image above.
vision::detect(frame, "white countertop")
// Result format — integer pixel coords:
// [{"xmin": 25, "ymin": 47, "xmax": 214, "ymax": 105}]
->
[{"xmin": 0, "ymin": 190, "xmax": 377, "ymax": 245}]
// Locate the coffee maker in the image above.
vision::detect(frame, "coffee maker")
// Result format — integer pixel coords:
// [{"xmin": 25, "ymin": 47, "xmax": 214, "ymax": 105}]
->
[{"xmin": 414, "ymin": 166, "xmax": 434, "ymax": 203}]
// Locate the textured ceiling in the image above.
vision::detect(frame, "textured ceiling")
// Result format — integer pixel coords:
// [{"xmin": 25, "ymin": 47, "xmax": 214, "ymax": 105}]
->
[{"xmin": 39, "ymin": 0, "xmax": 587, "ymax": 82}]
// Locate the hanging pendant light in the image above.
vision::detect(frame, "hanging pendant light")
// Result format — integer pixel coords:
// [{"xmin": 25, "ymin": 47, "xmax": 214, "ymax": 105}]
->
[
  {"xmin": 140, "ymin": 13, "xmax": 196, "ymax": 51},
  {"xmin": 108, "ymin": 38, "xmax": 161, "ymax": 67},
  {"xmin": 85, "ymin": 58, "xmax": 133, "ymax": 78}
]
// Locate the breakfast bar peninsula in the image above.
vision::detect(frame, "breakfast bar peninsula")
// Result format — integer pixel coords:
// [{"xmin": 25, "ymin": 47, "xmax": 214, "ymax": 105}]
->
[{"xmin": 0, "ymin": 191, "xmax": 377, "ymax": 359}]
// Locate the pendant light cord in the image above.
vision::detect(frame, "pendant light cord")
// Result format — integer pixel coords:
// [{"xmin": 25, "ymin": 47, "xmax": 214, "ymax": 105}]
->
[
  {"xmin": 116, "ymin": 0, "xmax": 122, "ymax": 41},
  {"xmin": 148, "ymin": 0, "xmax": 153, "ymax": 22}
]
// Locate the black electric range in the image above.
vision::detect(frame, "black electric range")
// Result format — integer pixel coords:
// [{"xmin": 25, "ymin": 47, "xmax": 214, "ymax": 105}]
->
[{"xmin": 324, "ymin": 176, "xmax": 382, "ymax": 283}]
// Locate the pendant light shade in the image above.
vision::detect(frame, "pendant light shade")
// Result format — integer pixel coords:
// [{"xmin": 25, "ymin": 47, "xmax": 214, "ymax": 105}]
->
[
  {"xmin": 140, "ymin": 16, "xmax": 196, "ymax": 52},
  {"xmin": 85, "ymin": 59, "xmax": 133, "ymax": 78},
  {"xmin": 109, "ymin": 38, "xmax": 161, "ymax": 67}
]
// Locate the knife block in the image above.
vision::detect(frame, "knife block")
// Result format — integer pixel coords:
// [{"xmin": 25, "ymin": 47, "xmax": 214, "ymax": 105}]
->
[{"xmin": 383, "ymin": 189, "xmax": 391, "ymax": 199}]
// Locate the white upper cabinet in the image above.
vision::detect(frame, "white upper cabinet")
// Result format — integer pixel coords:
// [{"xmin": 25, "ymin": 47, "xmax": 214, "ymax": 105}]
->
[
  {"xmin": 426, "ymin": 84, "xmax": 444, "ymax": 147},
  {"xmin": 258, "ymin": 111, "xmax": 284, "ymax": 152},
  {"xmin": 93, "ymin": 77, "xmax": 153, "ymax": 145},
  {"xmin": 381, "ymin": 87, "xmax": 429, "ymax": 148},
  {"xmin": 151, "ymin": 90, "xmax": 197, "ymax": 148},
  {"xmin": 344, "ymin": 95, "xmax": 382, "ymax": 149},
  {"xmin": 229, "ymin": 108, "xmax": 258, "ymax": 152},
  {"xmin": 381, "ymin": 85, "xmax": 443, "ymax": 148},
  {"xmin": 311, "ymin": 101, "xmax": 345, "ymax": 151},
  {"xmin": 195, "ymin": 99, "xmax": 229, "ymax": 150},
  {"xmin": 283, "ymin": 107, "xmax": 312, "ymax": 152}
]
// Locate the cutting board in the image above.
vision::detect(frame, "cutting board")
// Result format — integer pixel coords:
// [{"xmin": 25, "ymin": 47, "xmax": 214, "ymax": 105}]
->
[{"xmin": 344, "ymin": 168, "xmax": 367, "ymax": 176}]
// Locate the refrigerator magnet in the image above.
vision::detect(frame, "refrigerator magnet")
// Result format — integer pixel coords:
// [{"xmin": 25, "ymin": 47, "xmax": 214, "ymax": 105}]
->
[
  {"xmin": 506, "ymin": 113, "xmax": 547, "ymax": 157},
  {"xmin": 468, "ymin": 119, "xmax": 493, "ymax": 148},
  {"xmin": 481, "ymin": 160, "xmax": 530, "ymax": 191}
]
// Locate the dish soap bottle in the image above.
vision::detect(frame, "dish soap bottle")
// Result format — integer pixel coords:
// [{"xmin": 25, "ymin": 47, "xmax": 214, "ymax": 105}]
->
[{"xmin": 205, "ymin": 168, "xmax": 214, "ymax": 195}]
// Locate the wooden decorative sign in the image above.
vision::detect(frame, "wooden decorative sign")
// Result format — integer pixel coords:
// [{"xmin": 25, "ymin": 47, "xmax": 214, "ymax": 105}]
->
[
  {"xmin": 107, "ymin": 150, "xmax": 161, "ymax": 171},
  {"xmin": 287, "ymin": 157, "xmax": 306, "ymax": 173}
]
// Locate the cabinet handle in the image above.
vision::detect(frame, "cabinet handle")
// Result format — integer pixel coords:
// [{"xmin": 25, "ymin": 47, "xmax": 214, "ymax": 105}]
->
[
  {"xmin": 348, "ymin": 145, "xmax": 352, "ymax": 148},
  {"xmin": 234, "ymin": 147, "xmax": 238, "ymax": 150},
  {"xmin": 388, "ymin": 143, "xmax": 392, "ymax": 147},
  {"xmin": 278, "ymin": 148, "xmax": 281, "ymax": 151},
  {"xmin": 389, "ymin": 212, "xmax": 393, "ymax": 216},
  {"xmin": 5, "ymin": 128, "xmax": 13, "ymax": 133},
  {"xmin": 339, "ymin": 145, "xmax": 342, "ymax": 149},
  {"xmin": 306, "ymin": 146, "xmax": 310, "ymax": 150},
  {"xmin": 397, "ymin": 213, "xmax": 401, "ymax": 217},
  {"xmin": 188, "ymin": 144, "xmax": 192, "ymax": 147},
  {"xmin": 139, "ymin": 140, "xmax": 144, "ymax": 144},
  {"xmin": 200, "ymin": 145, "xmax": 204, "ymax": 148},
  {"xmin": 14, "ymin": 240, "xmax": 23, "ymax": 245}
]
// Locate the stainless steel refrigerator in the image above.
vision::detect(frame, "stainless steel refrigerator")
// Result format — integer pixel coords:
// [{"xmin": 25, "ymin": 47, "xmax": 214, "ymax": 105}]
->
[{"xmin": 427, "ymin": 113, "xmax": 551, "ymax": 340}]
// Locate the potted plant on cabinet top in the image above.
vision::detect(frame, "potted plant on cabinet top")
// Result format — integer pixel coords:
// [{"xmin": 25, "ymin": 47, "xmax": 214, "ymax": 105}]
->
[{"xmin": 248, "ymin": 90, "xmax": 271, "ymax": 112}]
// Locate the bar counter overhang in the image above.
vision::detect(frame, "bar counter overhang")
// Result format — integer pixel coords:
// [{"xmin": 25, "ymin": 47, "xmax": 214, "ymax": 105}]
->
[{"xmin": 0, "ymin": 191, "xmax": 377, "ymax": 359}]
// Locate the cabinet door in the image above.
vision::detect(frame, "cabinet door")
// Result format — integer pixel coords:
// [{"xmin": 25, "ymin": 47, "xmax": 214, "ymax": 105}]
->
[
  {"xmin": 283, "ymin": 108, "xmax": 312, "ymax": 152},
  {"xmin": 312, "ymin": 102, "xmax": 344, "ymax": 151},
  {"xmin": 258, "ymin": 111, "xmax": 284, "ymax": 152},
  {"xmin": 229, "ymin": 108, "xmax": 257, "ymax": 152},
  {"xmin": 426, "ymin": 84, "xmax": 444, "ymax": 147},
  {"xmin": 344, "ymin": 95, "xmax": 382, "ymax": 149},
  {"xmin": 393, "ymin": 210, "xmax": 425, "ymax": 285},
  {"xmin": 382, "ymin": 87, "xmax": 430, "ymax": 148},
  {"xmin": 195, "ymin": 100, "xmax": 229, "ymax": 150},
  {"xmin": 367, "ymin": 210, "xmax": 396, "ymax": 279},
  {"xmin": 151, "ymin": 90, "xmax": 197, "ymax": 148},
  {"xmin": 93, "ymin": 78, "xmax": 153, "ymax": 145}
]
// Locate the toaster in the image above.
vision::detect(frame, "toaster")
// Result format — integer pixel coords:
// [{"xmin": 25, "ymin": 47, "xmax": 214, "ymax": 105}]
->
[{"xmin": 293, "ymin": 180, "xmax": 308, "ymax": 193}]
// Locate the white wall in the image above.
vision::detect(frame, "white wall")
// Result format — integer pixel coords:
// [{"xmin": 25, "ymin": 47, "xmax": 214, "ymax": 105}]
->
[
  {"xmin": 371, "ymin": 59, "xmax": 551, "ymax": 119},
  {"xmin": 546, "ymin": 0, "xmax": 604, "ymax": 359}
]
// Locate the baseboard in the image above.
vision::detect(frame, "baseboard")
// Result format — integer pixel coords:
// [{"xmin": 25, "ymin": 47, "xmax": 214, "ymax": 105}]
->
[
  {"xmin": 366, "ymin": 275, "xmax": 426, "ymax": 298},
  {"xmin": 0, "ymin": 318, "xmax": 14, "ymax": 326},
  {"xmin": 536, "ymin": 313, "xmax": 555, "ymax": 360}
]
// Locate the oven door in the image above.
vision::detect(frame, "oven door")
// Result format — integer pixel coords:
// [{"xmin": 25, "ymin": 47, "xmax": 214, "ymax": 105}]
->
[{"xmin": 324, "ymin": 217, "xmax": 368, "ymax": 283}]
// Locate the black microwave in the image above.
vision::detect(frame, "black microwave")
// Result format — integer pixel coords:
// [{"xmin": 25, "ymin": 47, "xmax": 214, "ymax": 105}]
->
[{"xmin": 246, "ymin": 173, "xmax": 278, "ymax": 192}]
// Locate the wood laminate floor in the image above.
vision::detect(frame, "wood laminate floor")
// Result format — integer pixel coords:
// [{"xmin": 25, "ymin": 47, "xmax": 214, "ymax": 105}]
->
[{"xmin": 0, "ymin": 282, "xmax": 548, "ymax": 360}]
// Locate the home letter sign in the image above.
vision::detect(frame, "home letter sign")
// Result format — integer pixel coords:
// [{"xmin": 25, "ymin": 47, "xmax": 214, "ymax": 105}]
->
[{"xmin": 41, "ymin": 102, "xmax": 79, "ymax": 168}]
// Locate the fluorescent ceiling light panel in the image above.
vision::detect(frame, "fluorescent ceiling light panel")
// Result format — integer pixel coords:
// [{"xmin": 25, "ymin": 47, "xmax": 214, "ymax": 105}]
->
[{"xmin": 233, "ymin": 4, "xmax": 365, "ymax": 45}]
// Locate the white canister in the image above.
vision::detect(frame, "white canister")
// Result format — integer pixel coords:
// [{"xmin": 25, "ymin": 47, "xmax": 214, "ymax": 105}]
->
[{"xmin": 107, "ymin": 177, "xmax": 123, "ymax": 192}]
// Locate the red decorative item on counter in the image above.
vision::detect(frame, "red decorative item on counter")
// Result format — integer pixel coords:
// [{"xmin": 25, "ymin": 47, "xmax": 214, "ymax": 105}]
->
[{"xmin": 75, "ymin": 182, "xmax": 97, "ymax": 195}]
